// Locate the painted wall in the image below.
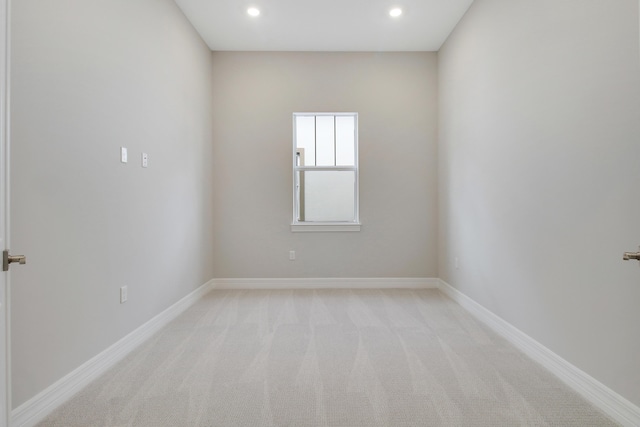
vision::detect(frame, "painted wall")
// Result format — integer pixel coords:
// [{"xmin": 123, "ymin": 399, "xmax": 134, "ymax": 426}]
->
[
  {"xmin": 439, "ymin": 0, "xmax": 640, "ymax": 407},
  {"xmin": 210, "ymin": 52, "xmax": 438, "ymax": 278},
  {"xmin": 10, "ymin": 0, "xmax": 214, "ymax": 407}
]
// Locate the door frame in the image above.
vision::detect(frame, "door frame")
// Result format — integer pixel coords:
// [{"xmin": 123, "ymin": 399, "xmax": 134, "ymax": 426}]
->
[{"xmin": 0, "ymin": 0, "xmax": 10, "ymax": 425}]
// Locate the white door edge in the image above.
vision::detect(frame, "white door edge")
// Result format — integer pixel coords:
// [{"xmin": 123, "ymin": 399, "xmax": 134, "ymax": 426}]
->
[{"xmin": 0, "ymin": 0, "xmax": 10, "ymax": 425}]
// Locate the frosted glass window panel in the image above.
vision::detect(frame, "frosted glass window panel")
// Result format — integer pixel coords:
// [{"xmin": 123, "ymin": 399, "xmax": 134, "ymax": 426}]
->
[
  {"xmin": 303, "ymin": 171, "xmax": 355, "ymax": 222},
  {"xmin": 335, "ymin": 115, "xmax": 355, "ymax": 166},
  {"xmin": 315, "ymin": 116, "xmax": 335, "ymax": 166},
  {"xmin": 295, "ymin": 116, "xmax": 316, "ymax": 166}
]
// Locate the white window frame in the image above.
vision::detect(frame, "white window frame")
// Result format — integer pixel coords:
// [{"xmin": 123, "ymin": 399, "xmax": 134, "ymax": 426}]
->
[{"xmin": 291, "ymin": 112, "xmax": 361, "ymax": 232}]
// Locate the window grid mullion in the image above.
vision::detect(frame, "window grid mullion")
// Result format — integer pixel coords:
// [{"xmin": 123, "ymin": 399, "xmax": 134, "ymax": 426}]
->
[
  {"xmin": 333, "ymin": 116, "xmax": 338, "ymax": 166},
  {"xmin": 294, "ymin": 166, "xmax": 356, "ymax": 172}
]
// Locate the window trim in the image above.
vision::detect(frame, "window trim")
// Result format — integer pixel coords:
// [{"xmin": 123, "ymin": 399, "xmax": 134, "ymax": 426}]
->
[{"xmin": 291, "ymin": 112, "xmax": 360, "ymax": 232}]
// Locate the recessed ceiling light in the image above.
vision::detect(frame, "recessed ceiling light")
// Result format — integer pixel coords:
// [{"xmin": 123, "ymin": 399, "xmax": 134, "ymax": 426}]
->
[
  {"xmin": 247, "ymin": 7, "xmax": 260, "ymax": 17},
  {"xmin": 389, "ymin": 8, "xmax": 402, "ymax": 17}
]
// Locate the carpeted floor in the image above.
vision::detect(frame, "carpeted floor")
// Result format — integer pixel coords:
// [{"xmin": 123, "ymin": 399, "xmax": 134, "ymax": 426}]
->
[{"xmin": 37, "ymin": 289, "xmax": 618, "ymax": 426}]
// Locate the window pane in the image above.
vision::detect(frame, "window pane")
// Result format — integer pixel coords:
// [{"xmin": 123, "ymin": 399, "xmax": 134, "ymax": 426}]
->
[
  {"xmin": 302, "ymin": 171, "xmax": 355, "ymax": 222},
  {"xmin": 335, "ymin": 115, "xmax": 355, "ymax": 166},
  {"xmin": 315, "ymin": 116, "xmax": 335, "ymax": 166},
  {"xmin": 295, "ymin": 116, "xmax": 315, "ymax": 166}
]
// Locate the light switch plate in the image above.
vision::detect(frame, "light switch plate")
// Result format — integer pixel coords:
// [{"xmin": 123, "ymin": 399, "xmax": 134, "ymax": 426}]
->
[
  {"xmin": 141, "ymin": 153, "xmax": 148, "ymax": 168},
  {"xmin": 120, "ymin": 147, "xmax": 128, "ymax": 163}
]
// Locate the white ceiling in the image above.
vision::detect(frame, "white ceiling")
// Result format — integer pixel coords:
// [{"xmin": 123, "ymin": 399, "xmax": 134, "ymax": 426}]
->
[{"xmin": 174, "ymin": 0, "xmax": 475, "ymax": 52}]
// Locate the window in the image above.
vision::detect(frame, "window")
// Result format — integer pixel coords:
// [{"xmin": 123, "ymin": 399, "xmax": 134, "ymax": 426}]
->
[{"xmin": 292, "ymin": 113, "xmax": 360, "ymax": 232}]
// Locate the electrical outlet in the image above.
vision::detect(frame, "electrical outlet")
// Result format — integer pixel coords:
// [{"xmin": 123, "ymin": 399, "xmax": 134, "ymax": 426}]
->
[
  {"xmin": 141, "ymin": 152, "xmax": 148, "ymax": 168},
  {"xmin": 120, "ymin": 286, "xmax": 128, "ymax": 304},
  {"xmin": 289, "ymin": 250, "xmax": 296, "ymax": 261}
]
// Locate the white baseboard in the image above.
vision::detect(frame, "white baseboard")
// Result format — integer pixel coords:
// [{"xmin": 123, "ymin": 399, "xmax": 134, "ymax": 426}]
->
[
  {"xmin": 211, "ymin": 277, "xmax": 439, "ymax": 290},
  {"xmin": 14, "ymin": 277, "xmax": 636, "ymax": 427},
  {"xmin": 11, "ymin": 279, "xmax": 215, "ymax": 427},
  {"xmin": 437, "ymin": 279, "xmax": 640, "ymax": 427}
]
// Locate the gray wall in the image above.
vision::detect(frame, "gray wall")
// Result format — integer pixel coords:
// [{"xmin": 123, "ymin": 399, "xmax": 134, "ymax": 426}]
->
[
  {"xmin": 10, "ymin": 0, "xmax": 214, "ymax": 407},
  {"xmin": 438, "ymin": 0, "xmax": 640, "ymax": 407},
  {"xmin": 211, "ymin": 52, "xmax": 438, "ymax": 278}
]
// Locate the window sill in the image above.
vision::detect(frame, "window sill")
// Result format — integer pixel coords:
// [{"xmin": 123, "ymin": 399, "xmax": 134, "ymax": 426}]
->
[{"xmin": 291, "ymin": 223, "xmax": 361, "ymax": 232}]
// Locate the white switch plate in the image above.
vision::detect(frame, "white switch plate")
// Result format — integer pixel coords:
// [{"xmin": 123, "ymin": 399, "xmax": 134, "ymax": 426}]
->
[
  {"xmin": 289, "ymin": 250, "xmax": 296, "ymax": 261},
  {"xmin": 141, "ymin": 153, "xmax": 148, "ymax": 168},
  {"xmin": 120, "ymin": 147, "xmax": 128, "ymax": 163},
  {"xmin": 120, "ymin": 286, "xmax": 128, "ymax": 303}
]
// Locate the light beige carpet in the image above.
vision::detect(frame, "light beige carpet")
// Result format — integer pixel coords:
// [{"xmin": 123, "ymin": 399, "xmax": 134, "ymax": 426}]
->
[{"xmin": 37, "ymin": 289, "xmax": 618, "ymax": 426}]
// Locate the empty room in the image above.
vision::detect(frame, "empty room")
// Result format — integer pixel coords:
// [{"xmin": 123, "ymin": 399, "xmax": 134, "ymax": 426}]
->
[{"xmin": 1, "ymin": 0, "xmax": 639, "ymax": 426}]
